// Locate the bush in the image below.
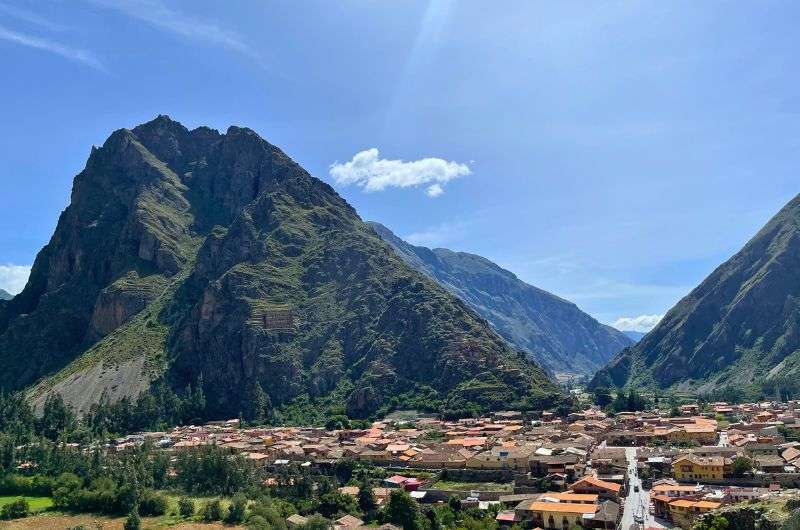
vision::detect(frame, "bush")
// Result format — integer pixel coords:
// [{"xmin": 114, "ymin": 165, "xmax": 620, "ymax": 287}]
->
[
  {"xmin": 178, "ymin": 497, "xmax": 195, "ymax": 517},
  {"xmin": 0, "ymin": 497, "xmax": 30, "ymax": 520},
  {"xmin": 138, "ymin": 489, "xmax": 168, "ymax": 516},
  {"xmin": 0, "ymin": 474, "xmax": 53, "ymax": 496},
  {"xmin": 226, "ymin": 493, "xmax": 248, "ymax": 523},
  {"xmin": 123, "ymin": 509, "xmax": 141, "ymax": 530},
  {"xmin": 202, "ymin": 498, "xmax": 223, "ymax": 521}
]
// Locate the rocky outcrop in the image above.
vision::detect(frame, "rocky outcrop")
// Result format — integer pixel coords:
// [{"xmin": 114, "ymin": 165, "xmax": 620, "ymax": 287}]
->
[
  {"xmin": 369, "ymin": 222, "xmax": 632, "ymax": 376},
  {"xmin": 2, "ymin": 116, "xmax": 563, "ymax": 419}
]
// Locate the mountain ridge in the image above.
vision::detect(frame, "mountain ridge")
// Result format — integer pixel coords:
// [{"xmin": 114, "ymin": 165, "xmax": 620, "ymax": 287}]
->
[
  {"xmin": 368, "ymin": 221, "xmax": 633, "ymax": 376},
  {"xmin": 0, "ymin": 289, "xmax": 11, "ymax": 301},
  {"xmin": 591, "ymin": 192, "xmax": 800, "ymax": 397},
  {"xmin": 0, "ymin": 115, "xmax": 563, "ymax": 419}
]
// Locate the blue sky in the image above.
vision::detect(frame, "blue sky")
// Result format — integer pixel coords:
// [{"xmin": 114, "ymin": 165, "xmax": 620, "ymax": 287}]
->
[{"xmin": 1, "ymin": 1, "xmax": 799, "ymax": 330}]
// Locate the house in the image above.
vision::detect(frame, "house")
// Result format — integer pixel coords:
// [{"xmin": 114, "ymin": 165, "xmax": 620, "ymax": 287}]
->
[
  {"xmin": 516, "ymin": 501, "xmax": 598, "ymax": 529},
  {"xmin": 384, "ymin": 475, "xmax": 422, "ymax": 491},
  {"xmin": 467, "ymin": 446, "xmax": 532, "ymax": 471},
  {"xmin": 672, "ymin": 456, "xmax": 727, "ymax": 481},
  {"xmin": 753, "ymin": 455, "xmax": 786, "ymax": 473},
  {"xmin": 569, "ymin": 476, "xmax": 622, "ymax": 501},
  {"xmin": 286, "ymin": 514, "xmax": 308, "ymax": 527},
  {"xmin": 334, "ymin": 515, "xmax": 364, "ymax": 530},
  {"xmin": 668, "ymin": 500, "xmax": 721, "ymax": 529}
]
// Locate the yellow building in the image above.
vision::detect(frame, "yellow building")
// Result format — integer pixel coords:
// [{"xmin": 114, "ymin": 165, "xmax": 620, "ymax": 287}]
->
[
  {"xmin": 668, "ymin": 499, "xmax": 721, "ymax": 529},
  {"xmin": 672, "ymin": 455, "xmax": 727, "ymax": 481},
  {"xmin": 516, "ymin": 501, "xmax": 598, "ymax": 529}
]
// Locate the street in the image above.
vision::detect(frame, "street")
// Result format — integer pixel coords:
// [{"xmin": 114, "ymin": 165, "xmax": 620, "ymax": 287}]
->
[
  {"xmin": 619, "ymin": 447, "xmax": 669, "ymax": 530},
  {"xmin": 718, "ymin": 430, "xmax": 728, "ymax": 447}
]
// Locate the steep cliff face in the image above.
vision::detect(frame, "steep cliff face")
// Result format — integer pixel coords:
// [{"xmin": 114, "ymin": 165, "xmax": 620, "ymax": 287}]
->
[
  {"xmin": 591, "ymin": 193, "xmax": 800, "ymax": 395},
  {"xmin": 369, "ymin": 222, "xmax": 632, "ymax": 376},
  {"xmin": 0, "ymin": 116, "xmax": 562, "ymax": 418}
]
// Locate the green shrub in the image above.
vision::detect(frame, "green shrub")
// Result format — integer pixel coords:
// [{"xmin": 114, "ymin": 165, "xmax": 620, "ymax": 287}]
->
[
  {"xmin": 138, "ymin": 489, "xmax": 168, "ymax": 516},
  {"xmin": 178, "ymin": 496, "xmax": 195, "ymax": 517},
  {"xmin": 123, "ymin": 509, "xmax": 141, "ymax": 530},
  {"xmin": 226, "ymin": 493, "xmax": 248, "ymax": 523},
  {"xmin": 202, "ymin": 498, "xmax": 223, "ymax": 521},
  {"xmin": 0, "ymin": 497, "xmax": 30, "ymax": 520}
]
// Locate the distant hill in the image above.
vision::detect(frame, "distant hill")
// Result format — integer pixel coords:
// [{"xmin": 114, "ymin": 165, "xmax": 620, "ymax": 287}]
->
[
  {"xmin": 0, "ymin": 289, "xmax": 11, "ymax": 301},
  {"xmin": 622, "ymin": 331, "xmax": 646, "ymax": 342},
  {"xmin": 591, "ymin": 192, "xmax": 800, "ymax": 398},
  {"xmin": 0, "ymin": 116, "xmax": 562, "ymax": 419},
  {"xmin": 369, "ymin": 222, "xmax": 633, "ymax": 376}
]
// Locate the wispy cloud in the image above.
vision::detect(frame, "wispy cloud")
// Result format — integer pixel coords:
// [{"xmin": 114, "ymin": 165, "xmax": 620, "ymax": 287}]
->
[
  {"xmin": 87, "ymin": 0, "xmax": 255, "ymax": 57},
  {"xmin": 0, "ymin": 2, "xmax": 68, "ymax": 32},
  {"xmin": 0, "ymin": 264, "xmax": 31, "ymax": 295},
  {"xmin": 612, "ymin": 314, "xmax": 664, "ymax": 332},
  {"xmin": 0, "ymin": 24, "xmax": 104, "ymax": 70},
  {"xmin": 404, "ymin": 220, "xmax": 469, "ymax": 248},
  {"xmin": 330, "ymin": 148, "xmax": 470, "ymax": 197}
]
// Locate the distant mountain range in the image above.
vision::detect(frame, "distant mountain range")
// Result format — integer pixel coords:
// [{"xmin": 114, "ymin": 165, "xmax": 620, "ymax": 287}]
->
[
  {"xmin": 0, "ymin": 116, "xmax": 562, "ymax": 419},
  {"xmin": 369, "ymin": 222, "xmax": 633, "ymax": 377},
  {"xmin": 622, "ymin": 331, "xmax": 646, "ymax": 342},
  {"xmin": 0, "ymin": 289, "xmax": 12, "ymax": 301},
  {"xmin": 591, "ymin": 192, "xmax": 800, "ymax": 398}
]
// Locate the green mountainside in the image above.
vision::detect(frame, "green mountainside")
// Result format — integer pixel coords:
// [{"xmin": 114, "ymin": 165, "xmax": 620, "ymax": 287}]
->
[
  {"xmin": 590, "ymin": 192, "xmax": 800, "ymax": 397},
  {"xmin": 0, "ymin": 289, "xmax": 12, "ymax": 301},
  {"xmin": 0, "ymin": 116, "xmax": 562, "ymax": 419},
  {"xmin": 369, "ymin": 222, "xmax": 632, "ymax": 377}
]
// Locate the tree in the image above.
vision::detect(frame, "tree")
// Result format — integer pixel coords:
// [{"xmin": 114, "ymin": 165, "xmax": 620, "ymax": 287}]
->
[
  {"xmin": 319, "ymin": 491, "xmax": 358, "ymax": 518},
  {"xmin": 730, "ymin": 457, "xmax": 753, "ymax": 477},
  {"xmin": 123, "ymin": 509, "xmax": 141, "ymax": 530},
  {"xmin": 358, "ymin": 481, "xmax": 377, "ymax": 514},
  {"xmin": 692, "ymin": 514, "xmax": 729, "ymax": 530},
  {"xmin": 592, "ymin": 387, "xmax": 613, "ymax": 408},
  {"xmin": 298, "ymin": 514, "xmax": 332, "ymax": 530},
  {"xmin": 226, "ymin": 493, "xmax": 248, "ymax": 524},
  {"xmin": 178, "ymin": 497, "xmax": 195, "ymax": 518},
  {"xmin": 37, "ymin": 393, "xmax": 75, "ymax": 440},
  {"xmin": 0, "ymin": 497, "xmax": 29, "ymax": 520},
  {"xmin": 243, "ymin": 381, "xmax": 271, "ymax": 423},
  {"xmin": 384, "ymin": 490, "xmax": 421, "ymax": 530},
  {"xmin": 202, "ymin": 498, "xmax": 223, "ymax": 521},
  {"xmin": 448, "ymin": 495, "xmax": 462, "ymax": 513}
]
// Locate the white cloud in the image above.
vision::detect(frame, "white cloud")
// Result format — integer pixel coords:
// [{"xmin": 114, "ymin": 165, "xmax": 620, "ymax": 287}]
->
[
  {"xmin": 0, "ymin": 264, "xmax": 31, "ymax": 295},
  {"xmin": 0, "ymin": 24, "xmax": 104, "ymax": 70},
  {"xmin": 612, "ymin": 314, "xmax": 664, "ymax": 332},
  {"xmin": 426, "ymin": 184, "xmax": 444, "ymax": 197},
  {"xmin": 330, "ymin": 148, "xmax": 470, "ymax": 196},
  {"xmin": 86, "ymin": 0, "xmax": 255, "ymax": 57}
]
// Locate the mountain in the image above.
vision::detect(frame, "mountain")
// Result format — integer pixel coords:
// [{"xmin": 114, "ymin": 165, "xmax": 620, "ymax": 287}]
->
[
  {"xmin": 0, "ymin": 116, "xmax": 562, "ymax": 419},
  {"xmin": 591, "ymin": 193, "xmax": 800, "ymax": 397},
  {"xmin": 622, "ymin": 331, "xmax": 646, "ymax": 343},
  {"xmin": 0, "ymin": 289, "xmax": 12, "ymax": 301},
  {"xmin": 368, "ymin": 222, "xmax": 633, "ymax": 377}
]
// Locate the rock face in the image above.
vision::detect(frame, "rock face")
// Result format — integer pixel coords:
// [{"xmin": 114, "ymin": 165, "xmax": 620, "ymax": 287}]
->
[
  {"xmin": 591, "ymin": 193, "xmax": 800, "ymax": 395},
  {"xmin": 369, "ymin": 222, "xmax": 632, "ymax": 376},
  {"xmin": 0, "ymin": 116, "xmax": 562, "ymax": 418},
  {"xmin": 0, "ymin": 289, "xmax": 11, "ymax": 301}
]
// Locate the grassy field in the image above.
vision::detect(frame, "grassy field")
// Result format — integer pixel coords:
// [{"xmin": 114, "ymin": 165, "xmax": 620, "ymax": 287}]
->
[
  {"xmin": 1, "ymin": 513, "xmax": 237, "ymax": 530},
  {"xmin": 430, "ymin": 480, "xmax": 513, "ymax": 492},
  {"xmin": 0, "ymin": 495, "xmax": 54, "ymax": 512}
]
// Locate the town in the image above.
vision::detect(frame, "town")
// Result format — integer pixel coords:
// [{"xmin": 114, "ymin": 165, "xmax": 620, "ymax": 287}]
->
[{"xmin": 94, "ymin": 398, "xmax": 800, "ymax": 530}]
